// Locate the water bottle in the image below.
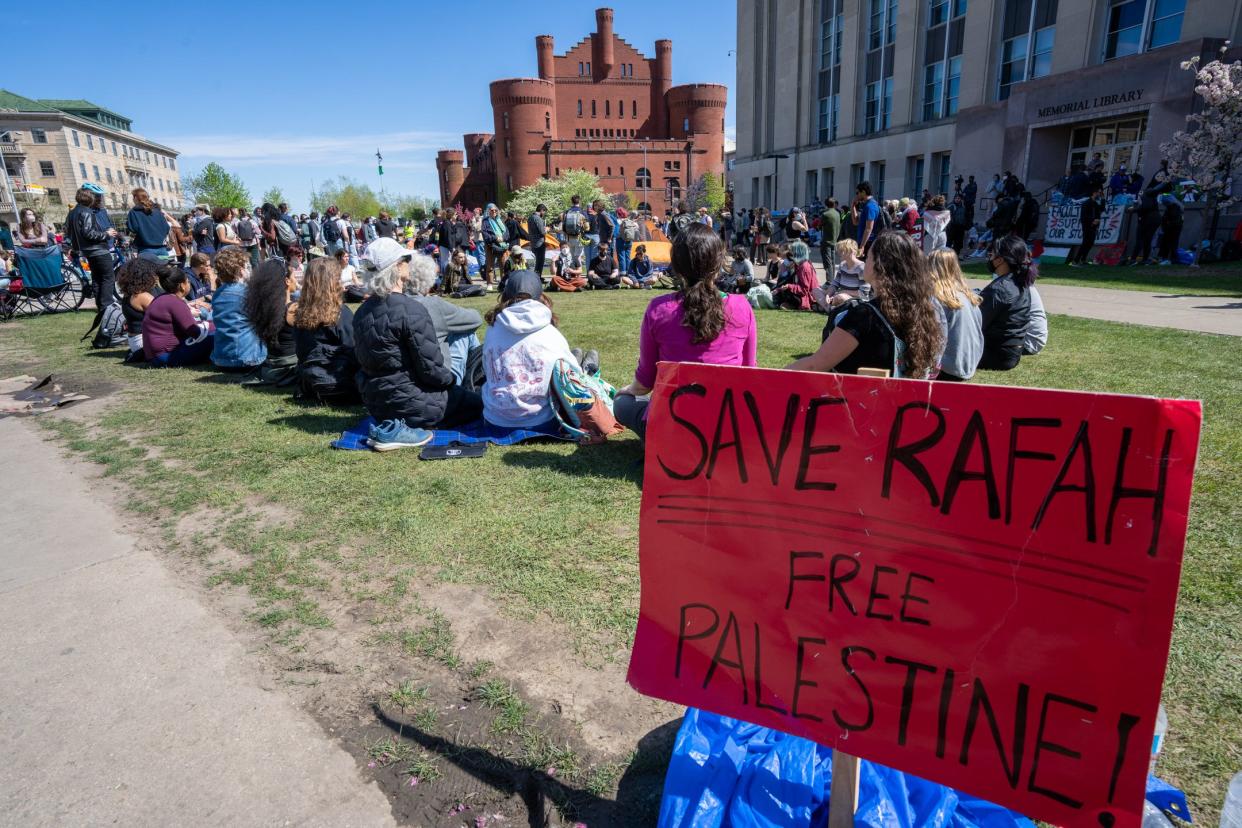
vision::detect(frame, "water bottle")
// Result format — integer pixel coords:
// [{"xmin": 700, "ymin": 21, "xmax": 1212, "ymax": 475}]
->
[
  {"xmin": 1143, "ymin": 800, "xmax": 1174, "ymax": 827},
  {"xmin": 1150, "ymin": 704, "xmax": 1167, "ymax": 775},
  {"xmin": 1221, "ymin": 771, "xmax": 1242, "ymax": 828}
]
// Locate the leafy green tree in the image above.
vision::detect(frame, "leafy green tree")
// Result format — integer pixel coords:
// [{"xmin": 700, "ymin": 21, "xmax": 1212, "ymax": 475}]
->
[
  {"xmin": 685, "ymin": 173, "xmax": 726, "ymax": 214},
  {"xmin": 261, "ymin": 186, "xmax": 285, "ymax": 207},
  {"xmin": 184, "ymin": 162, "xmax": 251, "ymax": 209},
  {"xmin": 505, "ymin": 170, "xmax": 607, "ymax": 219},
  {"xmin": 310, "ymin": 176, "xmax": 382, "ymax": 218}
]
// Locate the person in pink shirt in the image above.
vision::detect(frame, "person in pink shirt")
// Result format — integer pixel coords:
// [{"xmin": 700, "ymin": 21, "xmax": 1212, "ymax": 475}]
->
[{"xmin": 615, "ymin": 223, "xmax": 757, "ymax": 440}]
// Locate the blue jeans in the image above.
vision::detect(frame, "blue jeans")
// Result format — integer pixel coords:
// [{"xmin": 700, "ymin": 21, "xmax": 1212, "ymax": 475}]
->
[
  {"xmin": 616, "ymin": 241, "xmax": 632, "ymax": 275},
  {"xmin": 585, "ymin": 235, "xmax": 600, "ymax": 270},
  {"xmin": 447, "ymin": 332, "xmax": 480, "ymax": 384},
  {"xmin": 151, "ymin": 335, "xmax": 214, "ymax": 367}
]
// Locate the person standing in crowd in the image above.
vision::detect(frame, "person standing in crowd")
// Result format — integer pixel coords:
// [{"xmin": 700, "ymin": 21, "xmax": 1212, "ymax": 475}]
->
[
  {"xmin": 977, "ymin": 234, "xmax": 1035, "ymax": 372},
  {"xmin": 504, "ymin": 211, "xmax": 523, "ymax": 252},
  {"xmin": 1127, "ymin": 169, "xmax": 1145, "ymax": 196},
  {"xmin": 214, "ymin": 207, "xmax": 242, "ymax": 252},
  {"xmin": 1126, "ymin": 179, "xmax": 1169, "ymax": 265},
  {"xmin": 963, "ymin": 175, "xmax": 978, "ymax": 223},
  {"xmin": 985, "ymin": 174, "xmax": 1003, "ymax": 214},
  {"xmin": 235, "ymin": 208, "xmax": 261, "ymax": 268},
  {"xmin": 1069, "ymin": 186, "xmax": 1105, "ymax": 267},
  {"xmin": 353, "ymin": 238, "xmax": 483, "ymax": 450},
  {"xmin": 719, "ymin": 209, "xmax": 733, "ymax": 245},
  {"xmin": 1109, "ymin": 166, "xmax": 1130, "ymax": 198},
  {"xmin": 667, "ymin": 200, "xmax": 695, "ymax": 245},
  {"xmin": 321, "ymin": 206, "xmax": 344, "ymax": 255},
  {"xmin": 784, "ymin": 208, "xmax": 807, "ymax": 242},
  {"xmin": 751, "ymin": 207, "xmax": 772, "ymax": 263},
  {"xmin": 481, "ymin": 203, "xmax": 509, "ymax": 286},
  {"xmin": 526, "ymin": 204, "xmax": 548, "ymax": 276},
  {"xmin": 561, "ymin": 195, "xmax": 588, "ymax": 271},
  {"xmin": 278, "ymin": 204, "xmax": 298, "ymax": 245},
  {"xmin": 306, "ymin": 211, "xmax": 325, "ymax": 253},
  {"xmin": 927, "ymin": 249, "xmax": 982, "ymax": 382},
  {"xmin": 615, "ymin": 207, "xmax": 637, "ymax": 275},
  {"xmin": 735, "ymin": 208, "xmax": 751, "ymax": 250},
  {"xmin": 126, "ymin": 189, "xmax": 171, "ymax": 260},
  {"xmin": 921, "ymin": 195, "xmax": 950, "ymax": 253},
  {"xmin": 375, "ymin": 212, "xmax": 398, "ymax": 240},
  {"xmin": 614, "ymin": 223, "xmax": 757, "ymax": 441},
  {"xmin": 66, "ymin": 184, "xmax": 119, "ymax": 346},
  {"xmin": 590, "ymin": 199, "xmax": 614, "ymax": 272},
  {"xmin": 1157, "ymin": 194, "xmax": 1184, "ymax": 266},
  {"xmin": 191, "ymin": 205, "xmax": 216, "ymax": 256},
  {"xmin": 788, "ymin": 232, "xmax": 944, "ymax": 378},
  {"xmin": 1017, "ymin": 190, "xmax": 1041, "ymax": 240},
  {"xmin": 362, "ymin": 216, "xmax": 378, "ymax": 245},
  {"xmin": 852, "ymin": 181, "xmax": 881, "ymax": 254},
  {"xmin": 819, "ymin": 199, "xmax": 841, "ymax": 272},
  {"xmin": 947, "ymin": 193, "xmax": 970, "ymax": 254}
]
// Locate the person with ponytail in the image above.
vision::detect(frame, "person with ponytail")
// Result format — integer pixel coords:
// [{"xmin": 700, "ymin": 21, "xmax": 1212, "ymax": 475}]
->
[
  {"xmin": 977, "ymin": 233, "xmax": 1035, "ymax": 371},
  {"xmin": 787, "ymin": 231, "xmax": 944, "ymax": 378},
  {"xmin": 615, "ymin": 222, "xmax": 757, "ymax": 440}
]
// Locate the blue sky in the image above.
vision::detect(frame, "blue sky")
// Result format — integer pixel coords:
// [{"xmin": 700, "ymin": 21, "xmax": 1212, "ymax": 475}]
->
[{"xmin": 8, "ymin": 2, "xmax": 736, "ymax": 211}]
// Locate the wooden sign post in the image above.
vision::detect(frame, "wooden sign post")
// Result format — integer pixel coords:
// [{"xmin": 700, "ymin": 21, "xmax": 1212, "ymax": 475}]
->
[
  {"xmin": 827, "ymin": 752, "xmax": 861, "ymax": 828},
  {"xmin": 627, "ymin": 363, "xmax": 1201, "ymax": 828}
]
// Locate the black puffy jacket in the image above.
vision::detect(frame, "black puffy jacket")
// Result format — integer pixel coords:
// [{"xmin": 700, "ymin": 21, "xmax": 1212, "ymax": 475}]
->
[
  {"xmin": 295, "ymin": 305, "xmax": 358, "ymax": 398},
  {"xmin": 978, "ymin": 273, "xmax": 1032, "ymax": 370},
  {"xmin": 352, "ymin": 293, "xmax": 454, "ymax": 426}
]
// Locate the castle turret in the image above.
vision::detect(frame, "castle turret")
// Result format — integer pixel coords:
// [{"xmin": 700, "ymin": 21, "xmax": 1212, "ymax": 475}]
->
[
  {"xmin": 667, "ymin": 83, "xmax": 729, "ymax": 180},
  {"xmin": 490, "ymin": 78, "xmax": 556, "ymax": 197},
  {"xmin": 536, "ymin": 35, "xmax": 555, "ymax": 80},
  {"xmin": 651, "ymin": 39, "xmax": 673, "ymax": 137},
  {"xmin": 593, "ymin": 8, "xmax": 615, "ymax": 79},
  {"xmin": 436, "ymin": 149, "xmax": 465, "ymax": 207}
]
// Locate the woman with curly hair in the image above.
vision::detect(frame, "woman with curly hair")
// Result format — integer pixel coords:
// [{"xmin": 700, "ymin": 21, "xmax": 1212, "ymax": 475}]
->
[
  {"xmin": 242, "ymin": 259, "xmax": 299, "ymax": 385},
  {"xmin": 977, "ymin": 233, "xmax": 1036, "ymax": 371},
  {"xmin": 788, "ymin": 231, "xmax": 944, "ymax": 378},
  {"xmin": 615, "ymin": 222, "xmax": 758, "ymax": 440},
  {"xmin": 116, "ymin": 257, "xmax": 163, "ymax": 359},
  {"xmin": 293, "ymin": 257, "xmax": 359, "ymax": 402},
  {"xmin": 210, "ymin": 246, "xmax": 267, "ymax": 371}
]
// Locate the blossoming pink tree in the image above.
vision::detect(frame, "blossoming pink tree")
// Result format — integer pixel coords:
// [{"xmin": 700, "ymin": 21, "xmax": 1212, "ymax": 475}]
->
[{"xmin": 1160, "ymin": 46, "xmax": 1242, "ymax": 257}]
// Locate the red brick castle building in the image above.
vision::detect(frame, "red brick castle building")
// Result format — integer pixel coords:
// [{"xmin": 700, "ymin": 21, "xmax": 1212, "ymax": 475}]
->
[{"xmin": 436, "ymin": 8, "xmax": 727, "ymax": 215}]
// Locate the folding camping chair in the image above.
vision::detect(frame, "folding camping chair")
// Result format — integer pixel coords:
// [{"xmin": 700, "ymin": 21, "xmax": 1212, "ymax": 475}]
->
[{"xmin": 0, "ymin": 245, "xmax": 86, "ymax": 322}]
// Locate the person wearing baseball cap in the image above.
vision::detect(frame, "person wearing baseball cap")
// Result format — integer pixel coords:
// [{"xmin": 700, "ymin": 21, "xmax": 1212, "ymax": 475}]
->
[
  {"xmin": 352, "ymin": 237, "xmax": 483, "ymax": 451},
  {"xmin": 480, "ymin": 269, "xmax": 581, "ymax": 429}
]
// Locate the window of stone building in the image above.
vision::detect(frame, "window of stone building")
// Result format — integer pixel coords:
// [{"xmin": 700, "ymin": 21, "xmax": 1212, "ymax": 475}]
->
[
  {"xmin": 909, "ymin": 156, "xmax": 925, "ymax": 195},
  {"xmin": 619, "ymin": 100, "xmax": 625, "ymax": 118},
  {"xmin": 99, "ymin": 140, "xmax": 105, "ymax": 154},
  {"xmin": 578, "ymin": 100, "xmax": 583, "ymax": 117},
  {"xmin": 621, "ymin": 166, "xmax": 625, "ymax": 177},
  {"xmin": 39, "ymin": 160, "xmax": 55, "ymax": 176},
  {"xmin": 505, "ymin": 138, "xmax": 511, "ymax": 158},
  {"xmin": 606, "ymin": 100, "xmax": 611, "ymax": 117},
  {"xmin": 934, "ymin": 152, "xmax": 952, "ymax": 194},
  {"xmin": 546, "ymin": 112, "xmax": 551, "ymax": 130},
  {"xmin": 112, "ymin": 141, "xmax": 117, "ymax": 155},
  {"xmin": 71, "ymin": 130, "xmax": 80, "ymax": 147},
  {"xmin": 586, "ymin": 61, "xmax": 591, "ymax": 74},
  {"xmin": 683, "ymin": 118, "xmax": 690, "ymax": 132},
  {"xmin": 86, "ymin": 134, "xmax": 94, "ymax": 150},
  {"xmin": 607, "ymin": 167, "xmax": 612, "ymax": 176},
  {"xmin": 632, "ymin": 100, "xmax": 638, "ymax": 118},
  {"xmin": 863, "ymin": 0, "xmax": 896, "ymax": 134},
  {"xmin": 579, "ymin": 61, "xmax": 585, "ymax": 76},
  {"xmin": 1105, "ymin": 0, "xmax": 1184, "ymax": 60},
  {"xmin": 592, "ymin": 100, "xmax": 597, "ymax": 117},
  {"xmin": 594, "ymin": 167, "xmax": 599, "ymax": 175},
  {"xmin": 46, "ymin": 188, "xmax": 60, "ymax": 204},
  {"xmin": 29, "ymin": 128, "xmax": 49, "ymax": 144},
  {"xmin": 999, "ymin": 0, "xmax": 1057, "ymax": 100},
  {"xmin": 105, "ymin": 169, "xmax": 113, "ymax": 184},
  {"xmin": 817, "ymin": 0, "xmax": 843, "ymax": 143},
  {"xmin": 666, "ymin": 177, "xmax": 682, "ymax": 202},
  {"xmin": 92, "ymin": 164, "xmax": 100, "ymax": 181},
  {"xmin": 923, "ymin": 0, "xmax": 966, "ymax": 120},
  {"xmin": 636, "ymin": 167, "xmax": 652, "ymax": 188},
  {"xmin": 79, "ymin": 162, "xmax": 87, "ymax": 179},
  {"xmin": 503, "ymin": 112, "xmax": 509, "ymax": 129}
]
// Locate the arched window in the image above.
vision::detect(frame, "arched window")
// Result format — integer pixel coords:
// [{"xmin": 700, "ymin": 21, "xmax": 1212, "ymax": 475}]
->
[
  {"xmin": 635, "ymin": 167, "xmax": 652, "ymax": 189},
  {"xmin": 666, "ymin": 177, "xmax": 682, "ymax": 202}
]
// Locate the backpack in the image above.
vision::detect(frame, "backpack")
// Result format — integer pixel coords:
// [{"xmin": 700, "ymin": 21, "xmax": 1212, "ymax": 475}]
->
[
  {"xmin": 322, "ymin": 216, "xmax": 341, "ymax": 243},
  {"xmin": 619, "ymin": 218, "xmax": 638, "ymax": 242},
  {"xmin": 563, "ymin": 209, "xmax": 584, "ymax": 237},
  {"xmin": 236, "ymin": 217, "xmax": 255, "ymax": 242},
  {"xmin": 85, "ymin": 300, "xmax": 125, "ymax": 349},
  {"xmin": 874, "ymin": 203, "xmax": 893, "ymax": 232},
  {"xmin": 275, "ymin": 219, "xmax": 297, "ymax": 247}
]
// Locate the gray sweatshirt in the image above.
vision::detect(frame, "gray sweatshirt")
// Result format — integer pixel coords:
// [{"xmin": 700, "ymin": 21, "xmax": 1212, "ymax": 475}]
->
[
  {"xmin": 411, "ymin": 295, "xmax": 483, "ymax": 366},
  {"xmin": 937, "ymin": 290, "xmax": 984, "ymax": 380}
]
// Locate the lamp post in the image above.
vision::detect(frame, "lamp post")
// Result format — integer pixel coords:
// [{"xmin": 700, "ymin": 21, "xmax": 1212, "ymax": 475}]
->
[{"xmin": 765, "ymin": 153, "xmax": 789, "ymax": 211}]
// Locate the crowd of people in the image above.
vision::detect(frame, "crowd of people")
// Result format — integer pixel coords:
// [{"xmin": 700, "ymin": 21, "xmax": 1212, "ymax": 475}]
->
[{"xmin": 4, "ymin": 176, "xmax": 1051, "ymax": 451}]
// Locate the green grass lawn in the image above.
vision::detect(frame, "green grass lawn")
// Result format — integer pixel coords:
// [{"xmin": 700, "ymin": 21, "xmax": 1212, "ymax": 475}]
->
[
  {"xmin": 1, "ymin": 293, "xmax": 1237, "ymax": 822},
  {"xmin": 961, "ymin": 258, "xmax": 1242, "ymax": 296}
]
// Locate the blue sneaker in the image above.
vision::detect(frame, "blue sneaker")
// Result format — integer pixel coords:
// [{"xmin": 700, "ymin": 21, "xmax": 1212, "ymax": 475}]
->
[{"xmin": 368, "ymin": 420, "xmax": 434, "ymax": 452}]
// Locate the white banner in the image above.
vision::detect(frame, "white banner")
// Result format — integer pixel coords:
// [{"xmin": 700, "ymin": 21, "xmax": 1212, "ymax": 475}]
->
[{"xmin": 1044, "ymin": 202, "xmax": 1125, "ymax": 246}]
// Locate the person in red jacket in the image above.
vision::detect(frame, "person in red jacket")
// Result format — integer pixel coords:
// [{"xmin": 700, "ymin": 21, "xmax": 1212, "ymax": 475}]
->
[{"xmin": 772, "ymin": 241, "xmax": 820, "ymax": 310}]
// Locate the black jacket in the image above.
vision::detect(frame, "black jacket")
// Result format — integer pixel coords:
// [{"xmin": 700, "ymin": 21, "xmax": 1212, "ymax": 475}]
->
[
  {"xmin": 352, "ymin": 293, "xmax": 454, "ymax": 426},
  {"xmin": 978, "ymin": 274, "xmax": 1032, "ymax": 368},
  {"xmin": 505, "ymin": 217, "xmax": 524, "ymax": 244},
  {"xmin": 295, "ymin": 305, "xmax": 359, "ymax": 398},
  {"xmin": 65, "ymin": 205, "xmax": 111, "ymax": 256}
]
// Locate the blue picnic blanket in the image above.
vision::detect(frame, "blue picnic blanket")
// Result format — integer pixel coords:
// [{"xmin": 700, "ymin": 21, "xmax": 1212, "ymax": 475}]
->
[{"xmin": 331, "ymin": 416, "xmax": 570, "ymax": 451}]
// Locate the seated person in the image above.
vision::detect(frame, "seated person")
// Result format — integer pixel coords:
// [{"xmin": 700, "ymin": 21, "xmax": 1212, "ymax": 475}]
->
[
  {"xmin": 762, "ymin": 244, "xmax": 783, "ymax": 287},
  {"xmin": 819, "ymin": 238, "xmax": 865, "ymax": 310},
  {"xmin": 723, "ymin": 245, "xmax": 757, "ymax": 293},
  {"xmin": 293, "ymin": 257, "xmax": 360, "ymax": 403},
  {"xmin": 482, "ymin": 270, "xmax": 578, "ymax": 428},
  {"xmin": 787, "ymin": 232, "xmax": 944, "ymax": 378},
  {"xmin": 977, "ymin": 234, "xmax": 1035, "ymax": 371},
  {"xmin": 243, "ymin": 259, "xmax": 299, "ymax": 385},
  {"xmin": 627, "ymin": 244, "xmax": 658, "ymax": 288},
  {"xmin": 184, "ymin": 252, "xmax": 215, "ymax": 304},
  {"xmin": 587, "ymin": 240, "xmax": 621, "ymax": 289},
  {"xmin": 441, "ymin": 246, "xmax": 473, "ymax": 296},
  {"xmin": 353, "ymin": 237, "xmax": 483, "ymax": 450},
  {"xmin": 143, "ymin": 265, "xmax": 213, "ymax": 367},
  {"xmin": 615, "ymin": 224, "xmax": 758, "ymax": 441},
  {"xmin": 406, "ymin": 251, "xmax": 483, "ymax": 384},
  {"xmin": 116, "ymin": 257, "xmax": 163, "ymax": 359},
  {"xmin": 772, "ymin": 242, "xmax": 819, "ymax": 310},
  {"xmin": 336, "ymin": 248, "xmax": 365, "ymax": 302},
  {"xmin": 1022, "ymin": 285, "xmax": 1047, "ymax": 356},
  {"xmin": 550, "ymin": 251, "xmax": 589, "ymax": 292},
  {"xmin": 210, "ymin": 246, "xmax": 267, "ymax": 371},
  {"xmin": 499, "ymin": 243, "xmax": 526, "ymax": 291}
]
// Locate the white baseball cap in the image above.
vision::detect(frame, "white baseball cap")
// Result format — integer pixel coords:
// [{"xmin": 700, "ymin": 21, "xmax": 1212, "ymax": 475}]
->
[{"xmin": 361, "ymin": 237, "xmax": 412, "ymax": 272}]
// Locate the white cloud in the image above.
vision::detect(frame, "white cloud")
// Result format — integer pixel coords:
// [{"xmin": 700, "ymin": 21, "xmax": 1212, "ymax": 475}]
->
[{"xmin": 168, "ymin": 129, "xmax": 460, "ymax": 166}]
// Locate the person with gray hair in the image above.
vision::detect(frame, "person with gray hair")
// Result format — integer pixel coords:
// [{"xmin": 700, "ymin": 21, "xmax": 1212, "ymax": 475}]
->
[
  {"xmin": 405, "ymin": 251, "xmax": 483, "ymax": 384},
  {"xmin": 352, "ymin": 238, "xmax": 483, "ymax": 450}
]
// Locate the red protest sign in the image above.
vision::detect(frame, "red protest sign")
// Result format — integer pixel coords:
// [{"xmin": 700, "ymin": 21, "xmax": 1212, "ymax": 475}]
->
[{"xmin": 626, "ymin": 363, "xmax": 1201, "ymax": 828}]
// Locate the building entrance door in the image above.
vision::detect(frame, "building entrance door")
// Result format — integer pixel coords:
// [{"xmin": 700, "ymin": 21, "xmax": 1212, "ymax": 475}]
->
[{"xmin": 1066, "ymin": 115, "xmax": 1148, "ymax": 176}]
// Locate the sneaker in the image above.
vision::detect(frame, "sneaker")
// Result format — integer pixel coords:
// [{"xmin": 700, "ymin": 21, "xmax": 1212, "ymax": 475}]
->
[
  {"xmin": 582, "ymin": 349, "xmax": 600, "ymax": 375},
  {"xmin": 1158, "ymin": 259, "xmax": 1171, "ymax": 266},
  {"xmin": 1067, "ymin": 262, "xmax": 1080, "ymax": 268},
  {"xmin": 368, "ymin": 420, "xmax": 434, "ymax": 452}
]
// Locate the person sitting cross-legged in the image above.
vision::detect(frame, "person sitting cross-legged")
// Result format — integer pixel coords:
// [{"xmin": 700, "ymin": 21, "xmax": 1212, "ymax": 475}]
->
[
  {"xmin": 293, "ymin": 256, "xmax": 360, "ymax": 403},
  {"xmin": 353, "ymin": 238, "xmax": 483, "ymax": 451},
  {"xmin": 143, "ymin": 264, "xmax": 214, "ymax": 367}
]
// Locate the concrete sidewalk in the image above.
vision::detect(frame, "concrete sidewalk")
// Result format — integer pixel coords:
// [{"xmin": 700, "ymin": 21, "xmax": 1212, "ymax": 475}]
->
[
  {"xmin": 808, "ymin": 262, "xmax": 1241, "ymax": 336},
  {"xmin": 0, "ymin": 417, "xmax": 396, "ymax": 828}
]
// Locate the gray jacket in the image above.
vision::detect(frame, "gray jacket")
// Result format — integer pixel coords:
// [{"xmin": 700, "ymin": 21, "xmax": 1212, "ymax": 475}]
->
[
  {"xmin": 937, "ymin": 291, "xmax": 984, "ymax": 380},
  {"xmin": 411, "ymin": 295, "xmax": 483, "ymax": 366},
  {"xmin": 527, "ymin": 212, "xmax": 546, "ymax": 248}
]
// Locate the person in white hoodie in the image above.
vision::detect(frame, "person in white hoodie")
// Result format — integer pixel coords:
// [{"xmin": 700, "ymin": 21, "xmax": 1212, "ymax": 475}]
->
[{"xmin": 482, "ymin": 270, "xmax": 580, "ymax": 428}]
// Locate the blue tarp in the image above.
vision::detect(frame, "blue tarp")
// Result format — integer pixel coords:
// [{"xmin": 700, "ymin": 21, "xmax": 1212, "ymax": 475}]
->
[
  {"xmin": 331, "ymin": 415, "xmax": 570, "ymax": 451},
  {"xmin": 659, "ymin": 709, "xmax": 1035, "ymax": 828}
]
